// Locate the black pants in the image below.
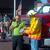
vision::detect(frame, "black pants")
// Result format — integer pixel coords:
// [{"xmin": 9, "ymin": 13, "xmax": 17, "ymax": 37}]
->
[
  {"xmin": 2, "ymin": 32, "xmax": 6, "ymax": 39},
  {"xmin": 12, "ymin": 36, "xmax": 23, "ymax": 50}
]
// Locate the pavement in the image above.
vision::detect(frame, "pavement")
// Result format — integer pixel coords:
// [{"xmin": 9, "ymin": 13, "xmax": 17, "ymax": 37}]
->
[
  {"xmin": 0, "ymin": 37, "xmax": 50, "ymax": 50},
  {"xmin": 0, "ymin": 41, "xmax": 50, "ymax": 50},
  {"xmin": 0, "ymin": 41, "xmax": 12, "ymax": 50}
]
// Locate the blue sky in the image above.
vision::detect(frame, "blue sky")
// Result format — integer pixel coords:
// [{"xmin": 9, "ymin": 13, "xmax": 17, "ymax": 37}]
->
[{"xmin": 41, "ymin": 0, "xmax": 48, "ymax": 3}]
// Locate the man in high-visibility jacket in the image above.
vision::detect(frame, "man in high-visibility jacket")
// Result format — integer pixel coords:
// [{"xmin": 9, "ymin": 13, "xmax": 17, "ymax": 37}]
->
[
  {"xmin": 24, "ymin": 10, "xmax": 41, "ymax": 50},
  {"xmin": 9, "ymin": 16, "xmax": 25, "ymax": 50}
]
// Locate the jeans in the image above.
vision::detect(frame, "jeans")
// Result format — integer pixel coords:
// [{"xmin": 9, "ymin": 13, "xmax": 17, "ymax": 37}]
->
[
  {"xmin": 31, "ymin": 39, "xmax": 38, "ymax": 50},
  {"xmin": 12, "ymin": 35, "xmax": 23, "ymax": 50}
]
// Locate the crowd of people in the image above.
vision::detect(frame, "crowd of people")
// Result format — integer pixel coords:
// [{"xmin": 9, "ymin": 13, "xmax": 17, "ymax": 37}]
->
[{"xmin": 0, "ymin": 13, "xmax": 12, "ymax": 40}]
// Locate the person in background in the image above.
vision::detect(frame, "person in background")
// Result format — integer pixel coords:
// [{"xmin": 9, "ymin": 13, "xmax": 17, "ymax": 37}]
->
[
  {"xmin": 9, "ymin": 15, "xmax": 25, "ymax": 50},
  {"xmin": 3, "ymin": 14, "xmax": 10, "ymax": 40},
  {"xmin": 24, "ymin": 10, "xmax": 41, "ymax": 50}
]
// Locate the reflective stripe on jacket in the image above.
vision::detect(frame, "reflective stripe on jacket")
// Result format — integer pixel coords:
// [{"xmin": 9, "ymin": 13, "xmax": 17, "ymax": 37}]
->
[{"xmin": 25, "ymin": 16, "xmax": 41, "ymax": 40}]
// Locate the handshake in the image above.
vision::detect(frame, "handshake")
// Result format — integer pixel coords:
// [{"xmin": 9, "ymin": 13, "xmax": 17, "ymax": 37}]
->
[{"xmin": 22, "ymin": 27, "xmax": 30, "ymax": 36}]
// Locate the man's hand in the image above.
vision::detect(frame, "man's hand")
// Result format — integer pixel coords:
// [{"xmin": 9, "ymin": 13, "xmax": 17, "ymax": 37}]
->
[
  {"xmin": 9, "ymin": 26, "xmax": 17, "ymax": 30},
  {"xmin": 9, "ymin": 26, "xmax": 13, "ymax": 30}
]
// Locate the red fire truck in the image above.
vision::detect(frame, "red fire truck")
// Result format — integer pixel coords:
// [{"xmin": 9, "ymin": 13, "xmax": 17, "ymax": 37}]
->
[{"xmin": 35, "ymin": 4, "xmax": 50, "ymax": 46}]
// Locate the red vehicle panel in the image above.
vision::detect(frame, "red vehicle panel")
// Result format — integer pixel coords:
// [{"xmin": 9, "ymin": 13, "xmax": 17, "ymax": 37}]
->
[
  {"xmin": 35, "ymin": 13, "xmax": 50, "ymax": 38},
  {"xmin": 34, "ymin": 5, "xmax": 50, "ymax": 39}
]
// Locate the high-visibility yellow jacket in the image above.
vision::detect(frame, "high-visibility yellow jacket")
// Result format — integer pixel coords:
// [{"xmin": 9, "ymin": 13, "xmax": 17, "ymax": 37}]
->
[{"xmin": 25, "ymin": 16, "xmax": 41, "ymax": 40}]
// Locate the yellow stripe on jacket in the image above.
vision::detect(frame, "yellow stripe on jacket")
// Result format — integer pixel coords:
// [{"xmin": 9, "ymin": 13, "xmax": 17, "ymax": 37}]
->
[{"xmin": 25, "ymin": 16, "xmax": 41, "ymax": 40}]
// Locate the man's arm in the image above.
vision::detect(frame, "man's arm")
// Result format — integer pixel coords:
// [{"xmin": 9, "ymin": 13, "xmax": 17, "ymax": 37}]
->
[
  {"xmin": 24, "ymin": 18, "xmax": 39, "ymax": 35},
  {"xmin": 31, "ymin": 19, "xmax": 38, "ymax": 33},
  {"xmin": 18, "ymin": 21, "xmax": 25, "ymax": 29},
  {"xmin": 9, "ymin": 25, "xmax": 18, "ymax": 30}
]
